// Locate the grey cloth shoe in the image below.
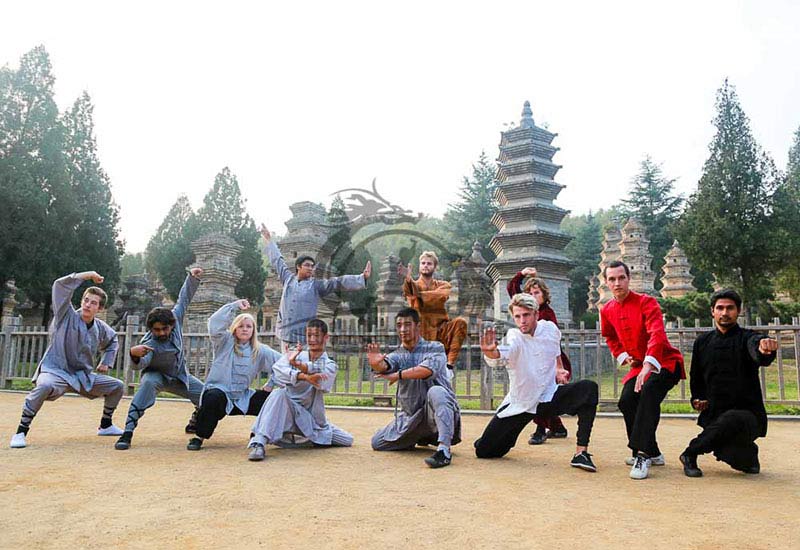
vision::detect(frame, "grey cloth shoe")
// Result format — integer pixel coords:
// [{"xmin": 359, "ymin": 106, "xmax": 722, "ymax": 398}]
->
[{"xmin": 248, "ymin": 443, "xmax": 266, "ymax": 461}]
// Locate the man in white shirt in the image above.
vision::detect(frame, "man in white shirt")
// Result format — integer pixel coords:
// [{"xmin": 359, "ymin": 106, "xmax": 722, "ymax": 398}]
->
[{"xmin": 475, "ymin": 293, "xmax": 599, "ymax": 471}]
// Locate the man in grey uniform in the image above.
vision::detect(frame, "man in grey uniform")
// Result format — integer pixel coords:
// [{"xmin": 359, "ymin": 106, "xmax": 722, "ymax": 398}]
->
[
  {"xmin": 248, "ymin": 318, "xmax": 353, "ymax": 460},
  {"xmin": 260, "ymin": 224, "xmax": 370, "ymax": 350},
  {"xmin": 115, "ymin": 268, "xmax": 205, "ymax": 450},
  {"xmin": 10, "ymin": 271, "xmax": 124, "ymax": 448},
  {"xmin": 366, "ymin": 307, "xmax": 461, "ymax": 468}
]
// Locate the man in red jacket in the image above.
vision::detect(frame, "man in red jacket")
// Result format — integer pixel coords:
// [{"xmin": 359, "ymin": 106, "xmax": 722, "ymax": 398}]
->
[{"xmin": 600, "ymin": 261, "xmax": 685, "ymax": 480}]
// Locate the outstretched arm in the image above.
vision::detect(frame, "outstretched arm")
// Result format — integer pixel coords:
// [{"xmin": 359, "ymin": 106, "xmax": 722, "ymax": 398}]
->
[
  {"xmin": 51, "ymin": 271, "xmax": 105, "ymax": 325},
  {"xmin": 173, "ymin": 268, "xmax": 202, "ymax": 324},
  {"xmin": 261, "ymin": 224, "xmax": 294, "ymax": 285},
  {"xmin": 208, "ymin": 299, "xmax": 249, "ymax": 343}
]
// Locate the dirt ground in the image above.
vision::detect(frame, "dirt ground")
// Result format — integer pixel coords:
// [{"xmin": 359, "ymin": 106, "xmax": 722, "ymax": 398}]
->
[{"xmin": 0, "ymin": 392, "xmax": 798, "ymax": 550}]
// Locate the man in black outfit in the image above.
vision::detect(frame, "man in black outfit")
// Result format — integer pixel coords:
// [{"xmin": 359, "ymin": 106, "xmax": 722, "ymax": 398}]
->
[{"xmin": 680, "ymin": 289, "xmax": 778, "ymax": 478}]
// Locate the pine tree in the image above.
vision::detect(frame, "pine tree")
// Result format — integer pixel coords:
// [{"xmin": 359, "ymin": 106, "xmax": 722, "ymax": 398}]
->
[
  {"xmin": 145, "ymin": 195, "xmax": 197, "ymax": 300},
  {"xmin": 618, "ymin": 156, "xmax": 683, "ymax": 288},
  {"xmin": 774, "ymin": 126, "xmax": 800, "ymax": 300},
  {"xmin": 563, "ymin": 212, "xmax": 603, "ymax": 318},
  {"xmin": 675, "ymin": 80, "xmax": 782, "ymax": 318},
  {"xmin": 195, "ymin": 167, "xmax": 266, "ymax": 305},
  {"xmin": 442, "ymin": 151, "xmax": 498, "ymax": 263},
  {"xmin": 61, "ymin": 92, "xmax": 124, "ymax": 297}
]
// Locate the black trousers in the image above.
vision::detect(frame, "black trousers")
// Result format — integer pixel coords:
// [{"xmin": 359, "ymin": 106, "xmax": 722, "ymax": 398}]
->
[
  {"xmin": 617, "ymin": 365, "xmax": 680, "ymax": 457},
  {"xmin": 195, "ymin": 388, "xmax": 270, "ymax": 439},
  {"xmin": 474, "ymin": 380, "xmax": 598, "ymax": 458},
  {"xmin": 684, "ymin": 409, "xmax": 760, "ymax": 471}
]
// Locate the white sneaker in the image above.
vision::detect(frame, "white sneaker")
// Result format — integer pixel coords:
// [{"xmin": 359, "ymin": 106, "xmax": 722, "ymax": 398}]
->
[
  {"xmin": 10, "ymin": 432, "xmax": 27, "ymax": 448},
  {"xmin": 248, "ymin": 443, "xmax": 266, "ymax": 461},
  {"xmin": 630, "ymin": 455, "xmax": 651, "ymax": 479},
  {"xmin": 625, "ymin": 453, "xmax": 665, "ymax": 466},
  {"xmin": 97, "ymin": 425, "xmax": 124, "ymax": 436}
]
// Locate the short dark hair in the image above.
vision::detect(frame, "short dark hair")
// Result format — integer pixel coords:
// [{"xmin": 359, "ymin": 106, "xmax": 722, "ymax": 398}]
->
[
  {"xmin": 306, "ymin": 318, "xmax": 328, "ymax": 335},
  {"xmin": 603, "ymin": 260, "xmax": 630, "ymax": 278},
  {"xmin": 711, "ymin": 289, "xmax": 742, "ymax": 311},
  {"xmin": 146, "ymin": 307, "xmax": 176, "ymax": 329},
  {"xmin": 396, "ymin": 307, "xmax": 420, "ymax": 324},
  {"xmin": 295, "ymin": 255, "xmax": 315, "ymax": 272}
]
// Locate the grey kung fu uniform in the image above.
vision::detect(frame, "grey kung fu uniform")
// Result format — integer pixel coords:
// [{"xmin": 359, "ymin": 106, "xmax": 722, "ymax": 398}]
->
[
  {"xmin": 21, "ymin": 274, "xmax": 123, "ymax": 427},
  {"xmin": 250, "ymin": 350, "xmax": 353, "ymax": 447},
  {"xmin": 123, "ymin": 274, "xmax": 204, "ymax": 432},
  {"xmin": 194, "ymin": 302, "xmax": 282, "ymax": 439},
  {"xmin": 371, "ymin": 338, "xmax": 461, "ymax": 451},
  {"xmin": 265, "ymin": 240, "xmax": 366, "ymax": 345}
]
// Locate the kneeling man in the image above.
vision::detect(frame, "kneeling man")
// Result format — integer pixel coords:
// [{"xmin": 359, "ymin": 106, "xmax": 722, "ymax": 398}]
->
[
  {"xmin": 474, "ymin": 293, "xmax": 599, "ymax": 472},
  {"xmin": 367, "ymin": 307, "xmax": 461, "ymax": 468},
  {"xmin": 247, "ymin": 319, "xmax": 353, "ymax": 461},
  {"xmin": 680, "ymin": 289, "xmax": 777, "ymax": 477}
]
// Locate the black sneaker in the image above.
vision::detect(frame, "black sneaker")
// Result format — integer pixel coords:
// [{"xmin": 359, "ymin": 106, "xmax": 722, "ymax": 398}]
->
[
  {"xmin": 528, "ymin": 428, "xmax": 547, "ymax": 445},
  {"xmin": 570, "ymin": 451, "xmax": 597, "ymax": 472},
  {"xmin": 187, "ymin": 437, "xmax": 203, "ymax": 451},
  {"xmin": 114, "ymin": 431, "xmax": 133, "ymax": 450},
  {"xmin": 185, "ymin": 408, "xmax": 199, "ymax": 434},
  {"xmin": 548, "ymin": 425, "xmax": 568, "ymax": 439},
  {"xmin": 424, "ymin": 450, "xmax": 452, "ymax": 468},
  {"xmin": 680, "ymin": 453, "xmax": 703, "ymax": 477},
  {"xmin": 743, "ymin": 459, "xmax": 760, "ymax": 475}
]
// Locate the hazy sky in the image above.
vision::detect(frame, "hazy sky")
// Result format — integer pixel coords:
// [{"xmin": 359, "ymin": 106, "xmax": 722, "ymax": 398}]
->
[{"xmin": 3, "ymin": 1, "xmax": 799, "ymax": 253}]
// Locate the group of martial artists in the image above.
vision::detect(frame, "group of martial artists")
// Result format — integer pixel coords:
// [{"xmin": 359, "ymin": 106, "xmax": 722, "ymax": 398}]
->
[{"xmin": 9, "ymin": 224, "xmax": 780, "ymax": 478}]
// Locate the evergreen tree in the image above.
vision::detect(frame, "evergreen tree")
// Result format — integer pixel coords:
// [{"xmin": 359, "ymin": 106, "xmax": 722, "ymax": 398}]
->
[
  {"xmin": 195, "ymin": 167, "xmax": 266, "ymax": 305},
  {"xmin": 441, "ymin": 151, "xmax": 498, "ymax": 264},
  {"xmin": 618, "ymin": 156, "xmax": 683, "ymax": 288},
  {"xmin": 61, "ymin": 92, "xmax": 124, "ymax": 297},
  {"xmin": 563, "ymin": 212, "xmax": 603, "ymax": 318},
  {"xmin": 326, "ymin": 196, "xmax": 375, "ymax": 322},
  {"xmin": 145, "ymin": 195, "xmax": 197, "ymax": 300},
  {"xmin": 774, "ymin": 126, "xmax": 800, "ymax": 300},
  {"xmin": 675, "ymin": 80, "xmax": 783, "ymax": 319}
]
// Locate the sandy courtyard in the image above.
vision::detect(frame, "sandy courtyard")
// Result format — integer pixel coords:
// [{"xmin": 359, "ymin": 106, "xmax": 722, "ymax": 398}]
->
[{"xmin": 0, "ymin": 392, "xmax": 798, "ymax": 550}]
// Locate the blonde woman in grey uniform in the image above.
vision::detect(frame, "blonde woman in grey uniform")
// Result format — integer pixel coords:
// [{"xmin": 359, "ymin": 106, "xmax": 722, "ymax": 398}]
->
[
  {"xmin": 186, "ymin": 299, "xmax": 282, "ymax": 450},
  {"xmin": 247, "ymin": 319, "xmax": 353, "ymax": 461}
]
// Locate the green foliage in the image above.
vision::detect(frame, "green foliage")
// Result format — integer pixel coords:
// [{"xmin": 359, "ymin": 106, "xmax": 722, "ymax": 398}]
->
[
  {"xmin": 145, "ymin": 195, "xmax": 197, "ymax": 300},
  {"xmin": 773, "ymin": 126, "xmax": 800, "ymax": 300},
  {"xmin": 562, "ymin": 212, "xmax": 603, "ymax": 318},
  {"xmin": 326, "ymin": 196, "xmax": 376, "ymax": 322},
  {"xmin": 195, "ymin": 167, "xmax": 267, "ymax": 305},
  {"xmin": 441, "ymin": 151, "xmax": 498, "ymax": 265},
  {"xmin": 658, "ymin": 292, "xmax": 712, "ymax": 325},
  {"xmin": 0, "ymin": 46, "xmax": 122, "ymax": 322},
  {"xmin": 120, "ymin": 253, "xmax": 145, "ymax": 278},
  {"xmin": 618, "ymin": 156, "xmax": 684, "ymax": 289},
  {"xmin": 675, "ymin": 80, "xmax": 785, "ymax": 319}
]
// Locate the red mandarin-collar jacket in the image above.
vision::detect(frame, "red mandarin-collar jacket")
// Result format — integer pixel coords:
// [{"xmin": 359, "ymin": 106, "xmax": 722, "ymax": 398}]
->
[{"xmin": 600, "ymin": 290, "xmax": 685, "ymax": 384}]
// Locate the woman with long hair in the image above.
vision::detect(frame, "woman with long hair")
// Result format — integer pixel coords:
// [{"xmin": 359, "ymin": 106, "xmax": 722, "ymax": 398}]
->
[{"xmin": 187, "ymin": 299, "xmax": 282, "ymax": 451}]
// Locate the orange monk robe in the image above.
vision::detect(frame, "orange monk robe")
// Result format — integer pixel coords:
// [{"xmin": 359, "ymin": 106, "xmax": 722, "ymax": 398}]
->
[{"xmin": 402, "ymin": 277, "xmax": 467, "ymax": 366}]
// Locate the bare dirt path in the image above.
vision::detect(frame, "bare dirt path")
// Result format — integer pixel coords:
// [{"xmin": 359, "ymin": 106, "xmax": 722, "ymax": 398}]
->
[{"xmin": 1, "ymin": 392, "xmax": 797, "ymax": 549}]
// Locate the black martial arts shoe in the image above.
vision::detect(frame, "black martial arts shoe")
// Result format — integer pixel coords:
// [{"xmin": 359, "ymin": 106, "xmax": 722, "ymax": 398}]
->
[
  {"xmin": 528, "ymin": 427, "xmax": 547, "ymax": 445},
  {"xmin": 187, "ymin": 437, "xmax": 203, "ymax": 451},
  {"xmin": 680, "ymin": 454, "xmax": 703, "ymax": 477},
  {"xmin": 570, "ymin": 451, "xmax": 597, "ymax": 472},
  {"xmin": 424, "ymin": 450, "xmax": 452, "ymax": 468},
  {"xmin": 185, "ymin": 408, "xmax": 199, "ymax": 434},
  {"xmin": 743, "ymin": 459, "xmax": 760, "ymax": 474},
  {"xmin": 548, "ymin": 424, "xmax": 568, "ymax": 439},
  {"xmin": 114, "ymin": 431, "xmax": 133, "ymax": 450}
]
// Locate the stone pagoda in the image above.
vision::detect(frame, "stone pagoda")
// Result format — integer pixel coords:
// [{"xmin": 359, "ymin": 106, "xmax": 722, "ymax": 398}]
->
[
  {"xmin": 660, "ymin": 240, "xmax": 695, "ymax": 298},
  {"xmin": 594, "ymin": 225, "xmax": 622, "ymax": 306},
  {"xmin": 185, "ymin": 233, "xmax": 243, "ymax": 330},
  {"xmin": 619, "ymin": 218, "xmax": 656, "ymax": 295},
  {"xmin": 486, "ymin": 101, "xmax": 573, "ymax": 323},
  {"xmin": 375, "ymin": 255, "xmax": 406, "ymax": 331},
  {"xmin": 586, "ymin": 273, "xmax": 601, "ymax": 312}
]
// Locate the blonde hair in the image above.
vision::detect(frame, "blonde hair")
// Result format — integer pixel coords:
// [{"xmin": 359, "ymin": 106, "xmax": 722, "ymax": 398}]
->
[
  {"xmin": 419, "ymin": 250, "xmax": 439, "ymax": 268},
  {"xmin": 508, "ymin": 293, "xmax": 539, "ymax": 315},
  {"xmin": 230, "ymin": 313, "xmax": 260, "ymax": 361}
]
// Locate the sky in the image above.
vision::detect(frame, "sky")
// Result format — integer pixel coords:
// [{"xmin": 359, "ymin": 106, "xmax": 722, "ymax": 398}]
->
[{"xmin": 2, "ymin": 1, "xmax": 799, "ymax": 253}]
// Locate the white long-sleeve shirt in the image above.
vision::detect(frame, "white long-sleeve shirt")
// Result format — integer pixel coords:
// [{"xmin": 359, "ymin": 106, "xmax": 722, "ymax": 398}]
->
[{"xmin": 483, "ymin": 321, "xmax": 562, "ymax": 418}]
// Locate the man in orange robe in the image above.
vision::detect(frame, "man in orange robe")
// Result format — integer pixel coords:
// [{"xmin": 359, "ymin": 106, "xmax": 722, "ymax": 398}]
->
[{"xmin": 400, "ymin": 251, "xmax": 467, "ymax": 371}]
